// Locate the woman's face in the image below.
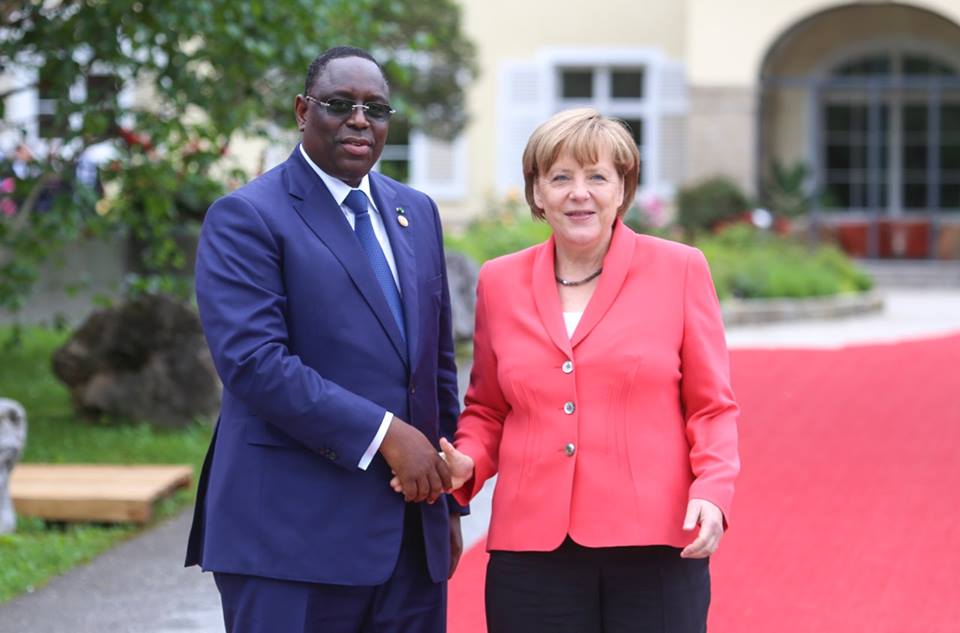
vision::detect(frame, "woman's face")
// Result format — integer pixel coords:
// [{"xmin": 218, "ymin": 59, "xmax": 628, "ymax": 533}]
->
[{"xmin": 533, "ymin": 150, "xmax": 624, "ymax": 252}]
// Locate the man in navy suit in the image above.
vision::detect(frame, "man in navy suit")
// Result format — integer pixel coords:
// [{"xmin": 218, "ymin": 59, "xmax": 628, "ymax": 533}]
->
[{"xmin": 185, "ymin": 46, "xmax": 466, "ymax": 633}]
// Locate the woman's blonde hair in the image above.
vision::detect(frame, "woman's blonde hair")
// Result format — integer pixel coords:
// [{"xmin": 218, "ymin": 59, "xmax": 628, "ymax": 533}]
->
[{"xmin": 522, "ymin": 108, "xmax": 640, "ymax": 219}]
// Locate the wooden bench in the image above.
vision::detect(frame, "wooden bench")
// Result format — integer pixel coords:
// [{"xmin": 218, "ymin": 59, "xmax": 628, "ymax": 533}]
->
[{"xmin": 10, "ymin": 464, "xmax": 193, "ymax": 524}]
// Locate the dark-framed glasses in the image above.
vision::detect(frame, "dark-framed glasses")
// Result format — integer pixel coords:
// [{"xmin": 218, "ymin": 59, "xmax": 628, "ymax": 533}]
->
[{"xmin": 305, "ymin": 95, "xmax": 396, "ymax": 121}]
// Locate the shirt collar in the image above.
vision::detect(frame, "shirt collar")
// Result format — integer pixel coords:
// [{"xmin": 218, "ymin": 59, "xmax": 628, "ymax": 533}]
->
[{"xmin": 298, "ymin": 143, "xmax": 377, "ymax": 211}]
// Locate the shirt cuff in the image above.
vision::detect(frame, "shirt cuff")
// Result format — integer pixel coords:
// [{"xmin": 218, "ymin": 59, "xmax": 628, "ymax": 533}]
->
[{"xmin": 358, "ymin": 411, "xmax": 393, "ymax": 470}]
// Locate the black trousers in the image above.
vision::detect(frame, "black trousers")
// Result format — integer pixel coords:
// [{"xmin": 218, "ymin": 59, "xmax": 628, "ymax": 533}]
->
[{"xmin": 485, "ymin": 537, "xmax": 709, "ymax": 633}]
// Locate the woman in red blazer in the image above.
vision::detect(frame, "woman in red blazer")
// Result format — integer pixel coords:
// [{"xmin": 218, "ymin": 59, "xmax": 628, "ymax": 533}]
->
[{"xmin": 407, "ymin": 108, "xmax": 739, "ymax": 631}]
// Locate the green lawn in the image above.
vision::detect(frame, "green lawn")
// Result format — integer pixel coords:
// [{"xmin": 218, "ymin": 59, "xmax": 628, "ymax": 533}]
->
[{"xmin": 0, "ymin": 326, "xmax": 212, "ymax": 602}]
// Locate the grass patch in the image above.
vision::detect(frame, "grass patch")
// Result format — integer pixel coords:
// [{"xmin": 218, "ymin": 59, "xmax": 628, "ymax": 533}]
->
[{"xmin": 0, "ymin": 326, "xmax": 212, "ymax": 602}]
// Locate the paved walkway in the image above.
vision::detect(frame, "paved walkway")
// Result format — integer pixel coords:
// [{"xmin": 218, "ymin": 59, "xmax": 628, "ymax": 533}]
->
[{"xmin": 1, "ymin": 289, "xmax": 958, "ymax": 633}]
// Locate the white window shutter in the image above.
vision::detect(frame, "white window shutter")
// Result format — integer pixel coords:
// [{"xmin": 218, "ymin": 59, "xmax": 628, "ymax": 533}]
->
[
  {"xmin": 496, "ymin": 60, "xmax": 548, "ymax": 194},
  {"xmin": 656, "ymin": 59, "xmax": 688, "ymax": 115},
  {"xmin": 653, "ymin": 60, "xmax": 688, "ymax": 196},
  {"xmin": 409, "ymin": 133, "xmax": 466, "ymax": 200},
  {"xmin": 656, "ymin": 114, "xmax": 687, "ymax": 191}
]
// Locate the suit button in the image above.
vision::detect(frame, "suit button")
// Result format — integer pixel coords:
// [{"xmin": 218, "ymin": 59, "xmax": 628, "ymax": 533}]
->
[
  {"xmin": 564, "ymin": 443, "xmax": 576, "ymax": 457},
  {"xmin": 563, "ymin": 401, "xmax": 575, "ymax": 415},
  {"xmin": 561, "ymin": 360, "xmax": 573, "ymax": 374}
]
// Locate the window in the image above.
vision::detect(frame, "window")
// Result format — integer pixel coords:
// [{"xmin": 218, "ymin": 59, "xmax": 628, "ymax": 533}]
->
[
  {"xmin": 834, "ymin": 54, "xmax": 891, "ymax": 77},
  {"xmin": 611, "ymin": 69, "xmax": 644, "ymax": 99},
  {"xmin": 497, "ymin": 51, "xmax": 686, "ymax": 199},
  {"xmin": 823, "ymin": 103, "xmax": 889, "ymax": 208},
  {"xmin": 903, "ymin": 55, "xmax": 954, "ymax": 77},
  {"xmin": 821, "ymin": 51, "xmax": 960, "ymax": 213},
  {"xmin": 376, "ymin": 115, "xmax": 467, "ymax": 197},
  {"xmin": 561, "ymin": 70, "xmax": 593, "ymax": 98},
  {"xmin": 557, "ymin": 66, "xmax": 647, "ymax": 185},
  {"xmin": 620, "ymin": 117, "xmax": 644, "ymax": 183},
  {"xmin": 84, "ymin": 73, "xmax": 119, "ymax": 137},
  {"xmin": 378, "ymin": 116, "xmax": 410, "ymax": 183},
  {"xmin": 901, "ymin": 103, "xmax": 960, "ymax": 208},
  {"xmin": 35, "ymin": 69, "xmax": 119, "ymax": 140},
  {"xmin": 36, "ymin": 69, "xmax": 62, "ymax": 139}
]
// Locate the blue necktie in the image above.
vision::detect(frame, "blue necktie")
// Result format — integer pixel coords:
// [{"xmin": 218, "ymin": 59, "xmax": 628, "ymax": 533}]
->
[{"xmin": 344, "ymin": 189, "xmax": 406, "ymax": 340}]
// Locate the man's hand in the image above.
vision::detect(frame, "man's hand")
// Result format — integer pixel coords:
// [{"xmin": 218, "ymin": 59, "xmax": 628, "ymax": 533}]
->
[
  {"xmin": 448, "ymin": 512, "xmax": 463, "ymax": 579},
  {"xmin": 680, "ymin": 498, "xmax": 724, "ymax": 559},
  {"xmin": 379, "ymin": 417, "xmax": 452, "ymax": 503},
  {"xmin": 389, "ymin": 436, "xmax": 475, "ymax": 496},
  {"xmin": 439, "ymin": 438, "xmax": 474, "ymax": 491}
]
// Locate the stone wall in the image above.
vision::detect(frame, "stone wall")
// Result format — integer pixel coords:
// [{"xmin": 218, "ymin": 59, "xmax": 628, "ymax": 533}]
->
[
  {"xmin": 0, "ymin": 237, "xmax": 127, "ymax": 327},
  {"xmin": 686, "ymin": 86, "xmax": 757, "ymax": 194}
]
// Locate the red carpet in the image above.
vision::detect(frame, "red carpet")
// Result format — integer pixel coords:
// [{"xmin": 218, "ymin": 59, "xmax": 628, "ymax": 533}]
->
[{"xmin": 449, "ymin": 334, "xmax": 960, "ymax": 632}]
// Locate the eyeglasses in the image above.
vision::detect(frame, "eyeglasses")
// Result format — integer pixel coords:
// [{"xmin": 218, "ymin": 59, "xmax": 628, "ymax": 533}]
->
[{"xmin": 304, "ymin": 96, "xmax": 396, "ymax": 121}]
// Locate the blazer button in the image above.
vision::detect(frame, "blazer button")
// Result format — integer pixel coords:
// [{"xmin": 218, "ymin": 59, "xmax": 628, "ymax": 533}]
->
[
  {"xmin": 561, "ymin": 360, "xmax": 574, "ymax": 374},
  {"xmin": 564, "ymin": 443, "xmax": 576, "ymax": 457},
  {"xmin": 563, "ymin": 401, "xmax": 575, "ymax": 414}
]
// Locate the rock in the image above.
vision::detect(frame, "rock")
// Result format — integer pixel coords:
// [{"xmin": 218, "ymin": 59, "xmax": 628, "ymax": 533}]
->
[
  {"xmin": 445, "ymin": 250, "xmax": 479, "ymax": 343},
  {"xmin": 0, "ymin": 398, "xmax": 27, "ymax": 534},
  {"xmin": 51, "ymin": 294, "xmax": 220, "ymax": 429}
]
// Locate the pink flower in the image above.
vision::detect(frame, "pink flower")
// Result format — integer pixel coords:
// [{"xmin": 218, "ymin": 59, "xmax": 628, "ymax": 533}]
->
[
  {"xmin": 0, "ymin": 177, "xmax": 14, "ymax": 194},
  {"xmin": 1, "ymin": 197, "xmax": 16, "ymax": 217},
  {"xmin": 639, "ymin": 193, "xmax": 668, "ymax": 228}
]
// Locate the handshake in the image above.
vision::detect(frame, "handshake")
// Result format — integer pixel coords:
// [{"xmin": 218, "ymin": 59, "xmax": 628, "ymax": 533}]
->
[{"xmin": 378, "ymin": 418, "xmax": 474, "ymax": 503}]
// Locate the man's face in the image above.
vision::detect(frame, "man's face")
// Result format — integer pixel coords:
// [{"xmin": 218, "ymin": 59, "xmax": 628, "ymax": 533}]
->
[{"xmin": 296, "ymin": 56, "xmax": 390, "ymax": 187}]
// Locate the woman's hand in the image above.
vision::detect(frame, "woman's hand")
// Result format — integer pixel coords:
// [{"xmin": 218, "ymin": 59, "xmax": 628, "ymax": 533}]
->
[
  {"xmin": 680, "ymin": 498, "xmax": 724, "ymax": 558},
  {"xmin": 438, "ymin": 437, "xmax": 474, "ymax": 490},
  {"xmin": 389, "ymin": 437, "xmax": 475, "ymax": 496}
]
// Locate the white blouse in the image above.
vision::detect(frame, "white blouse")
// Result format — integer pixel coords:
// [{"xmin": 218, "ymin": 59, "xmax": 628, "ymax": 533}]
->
[{"xmin": 563, "ymin": 311, "xmax": 584, "ymax": 338}]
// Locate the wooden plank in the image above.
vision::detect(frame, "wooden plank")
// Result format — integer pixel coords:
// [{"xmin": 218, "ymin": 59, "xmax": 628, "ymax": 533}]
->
[{"xmin": 9, "ymin": 464, "xmax": 193, "ymax": 524}]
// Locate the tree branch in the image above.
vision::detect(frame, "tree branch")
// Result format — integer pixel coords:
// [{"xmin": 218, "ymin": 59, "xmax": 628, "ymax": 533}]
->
[
  {"xmin": 0, "ymin": 83, "xmax": 38, "ymax": 102},
  {"xmin": 0, "ymin": 171, "xmax": 60, "ymax": 268}
]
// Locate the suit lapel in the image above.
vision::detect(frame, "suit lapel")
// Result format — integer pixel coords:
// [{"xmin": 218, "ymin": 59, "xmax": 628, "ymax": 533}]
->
[
  {"xmin": 371, "ymin": 173, "xmax": 419, "ymax": 370},
  {"xmin": 570, "ymin": 219, "xmax": 635, "ymax": 348},
  {"xmin": 285, "ymin": 152, "xmax": 408, "ymax": 366},
  {"xmin": 532, "ymin": 236, "xmax": 574, "ymax": 358}
]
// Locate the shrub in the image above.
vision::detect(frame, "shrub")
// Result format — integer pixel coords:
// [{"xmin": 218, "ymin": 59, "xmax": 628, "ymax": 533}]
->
[
  {"xmin": 676, "ymin": 177, "xmax": 750, "ymax": 236},
  {"xmin": 697, "ymin": 225, "xmax": 873, "ymax": 300},
  {"xmin": 444, "ymin": 193, "xmax": 552, "ymax": 264},
  {"xmin": 762, "ymin": 160, "xmax": 811, "ymax": 219}
]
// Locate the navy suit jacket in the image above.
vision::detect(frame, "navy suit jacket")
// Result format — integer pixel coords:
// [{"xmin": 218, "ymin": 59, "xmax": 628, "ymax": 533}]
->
[{"xmin": 185, "ymin": 149, "xmax": 462, "ymax": 585}]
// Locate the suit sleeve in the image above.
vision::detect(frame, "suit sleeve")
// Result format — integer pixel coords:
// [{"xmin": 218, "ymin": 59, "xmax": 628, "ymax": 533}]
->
[
  {"xmin": 452, "ymin": 267, "xmax": 511, "ymax": 506},
  {"xmin": 195, "ymin": 193, "xmax": 383, "ymax": 470},
  {"xmin": 680, "ymin": 248, "xmax": 741, "ymax": 524},
  {"xmin": 429, "ymin": 197, "xmax": 469, "ymax": 515}
]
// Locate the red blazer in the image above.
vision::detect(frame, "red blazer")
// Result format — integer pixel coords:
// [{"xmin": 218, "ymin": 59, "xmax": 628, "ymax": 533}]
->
[{"xmin": 453, "ymin": 220, "xmax": 740, "ymax": 551}]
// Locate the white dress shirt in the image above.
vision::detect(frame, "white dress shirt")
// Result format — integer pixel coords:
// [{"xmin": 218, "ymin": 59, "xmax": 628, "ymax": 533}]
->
[{"xmin": 298, "ymin": 144, "xmax": 397, "ymax": 470}]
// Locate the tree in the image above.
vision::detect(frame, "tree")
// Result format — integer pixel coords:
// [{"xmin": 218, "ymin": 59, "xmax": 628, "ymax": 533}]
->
[{"xmin": 0, "ymin": 0, "xmax": 476, "ymax": 311}]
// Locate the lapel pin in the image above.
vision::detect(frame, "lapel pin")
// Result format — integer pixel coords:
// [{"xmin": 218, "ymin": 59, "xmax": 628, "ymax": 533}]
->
[
  {"xmin": 397, "ymin": 215, "xmax": 409, "ymax": 228},
  {"xmin": 395, "ymin": 207, "xmax": 405, "ymax": 215}
]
